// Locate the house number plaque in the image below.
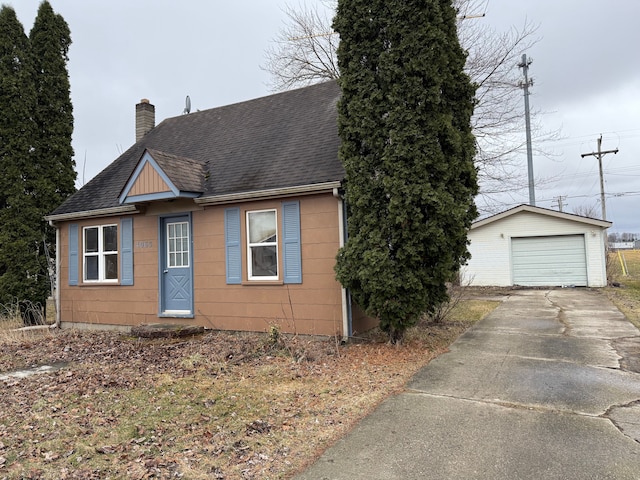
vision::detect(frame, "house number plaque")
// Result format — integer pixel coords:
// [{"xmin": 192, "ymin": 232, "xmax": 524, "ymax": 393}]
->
[{"xmin": 135, "ymin": 241, "xmax": 153, "ymax": 249}]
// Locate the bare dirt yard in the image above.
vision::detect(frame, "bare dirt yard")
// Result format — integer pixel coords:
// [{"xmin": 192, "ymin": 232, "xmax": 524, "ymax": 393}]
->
[{"xmin": 0, "ymin": 298, "xmax": 499, "ymax": 479}]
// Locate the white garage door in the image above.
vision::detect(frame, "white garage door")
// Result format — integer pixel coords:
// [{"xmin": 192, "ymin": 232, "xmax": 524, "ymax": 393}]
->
[{"xmin": 511, "ymin": 235, "xmax": 588, "ymax": 287}]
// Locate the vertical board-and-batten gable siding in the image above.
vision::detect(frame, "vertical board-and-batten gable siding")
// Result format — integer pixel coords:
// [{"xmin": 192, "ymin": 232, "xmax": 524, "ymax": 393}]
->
[
  {"xmin": 60, "ymin": 193, "xmax": 344, "ymax": 336},
  {"xmin": 128, "ymin": 162, "xmax": 171, "ymax": 196},
  {"xmin": 464, "ymin": 211, "xmax": 607, "ymax": 287}
]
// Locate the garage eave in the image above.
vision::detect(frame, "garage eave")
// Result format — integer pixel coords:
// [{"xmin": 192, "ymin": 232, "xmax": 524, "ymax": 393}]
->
[{"xmin": 472, "ymin": 204, "xmax": 612, "ymax": 230}]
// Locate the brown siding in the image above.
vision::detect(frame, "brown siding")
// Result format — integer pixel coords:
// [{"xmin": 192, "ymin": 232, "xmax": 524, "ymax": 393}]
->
[
  {"xmin": 351, "ymin": 302, "xmax": 378, "ymax": 336},
  {"xmin": 58, "ymin": 193, "xmax": 353, "ymax": 336},
  {"xmin": 129, "ymin": 162, "xmax": 171, "ymax": 196},
  {"xmin": 59, "ymin": 214, "xmax": 158, "ymax": 328},
  {"xmin": 193, "ymin": 194, "xmax": 344, "ymax": 336}
]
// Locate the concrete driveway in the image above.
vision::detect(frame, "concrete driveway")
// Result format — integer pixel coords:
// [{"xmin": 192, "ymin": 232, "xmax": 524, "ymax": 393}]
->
[{"xmin": 295, "ymin": 289, "xmax": 640, "ymax": 480}]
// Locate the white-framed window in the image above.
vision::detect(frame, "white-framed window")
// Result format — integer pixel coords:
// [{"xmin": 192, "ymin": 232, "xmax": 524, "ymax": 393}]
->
[
  {"xmin": 83, "ymin": 225, "xmax": 118, "ymax": 282},
  {"xmin": 167, "ymin": 221, "xmax": 190, "ymax": 268},
  {"xmin": 246, "ymin": 209, "xmax": 278, "ymax": 280}
]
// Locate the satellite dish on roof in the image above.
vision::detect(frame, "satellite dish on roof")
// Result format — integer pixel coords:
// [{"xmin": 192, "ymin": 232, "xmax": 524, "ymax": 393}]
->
[{"xmin": 183, "ymin": 95, "xmax": 191, "ymax": 115}]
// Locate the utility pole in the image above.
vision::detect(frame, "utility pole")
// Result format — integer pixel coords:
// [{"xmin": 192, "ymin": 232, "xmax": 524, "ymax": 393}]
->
[
  {"xmin": 552, "ymin": 195, "xmax": 567, "ymax": 212},
  {"xmin": 580, "ymin": 135, "xmax": 618, "ymax": 220},
  {"xmin": 518, "ymin": 54, "xmax": 535, "ymax": 206}
]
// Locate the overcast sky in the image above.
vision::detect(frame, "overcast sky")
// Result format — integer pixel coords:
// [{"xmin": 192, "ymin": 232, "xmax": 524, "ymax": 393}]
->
[{"xmin": 8, "ymin": 0, "xmax": 640, "ymax": 233}]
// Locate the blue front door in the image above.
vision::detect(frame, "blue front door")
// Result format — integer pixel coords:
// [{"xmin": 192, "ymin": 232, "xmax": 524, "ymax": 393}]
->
[{"xmin": 160, "ymin": 215, "xmax": 193, "ymax": 315}]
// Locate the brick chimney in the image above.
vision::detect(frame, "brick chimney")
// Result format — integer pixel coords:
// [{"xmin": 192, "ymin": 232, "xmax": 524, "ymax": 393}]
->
[{"xmin": 135, "ymin": 98, "xmax": 155, "ymax": 142}]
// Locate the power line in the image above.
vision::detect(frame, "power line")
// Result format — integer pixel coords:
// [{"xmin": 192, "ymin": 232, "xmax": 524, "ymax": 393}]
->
[
  {"xmin": 539, "ymin": 129, "xmax": 640, "ymax": 146},
  {"xmin": 542, "ymin": 165, "xmax": 640, "ymax": 185}
]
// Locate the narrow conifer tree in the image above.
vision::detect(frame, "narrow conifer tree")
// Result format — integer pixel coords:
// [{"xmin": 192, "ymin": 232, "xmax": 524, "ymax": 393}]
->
[
  {"xmin": 0, "ymin": 6, "xmax": 41, "ymax": 307},
  {"xmin": 30, "ymin": 1, "xmax": 76, "ymax": 304},
  {"xmin": 333, "ymin": 0, "xmax": 478, "ymax": 342},
  {"xmin": 0, "ymin": 3, "xmax": 75, "ymax": 312},
  {"xmin": 30, "ymin": 1, "xmax": 75, "ymax": 207}
]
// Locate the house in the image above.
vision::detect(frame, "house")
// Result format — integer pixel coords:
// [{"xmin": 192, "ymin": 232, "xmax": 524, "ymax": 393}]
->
[
  {"xmin": 610, "ymin": 242, "xmax": 635, "ymax": 251},
  {"xmin": 45, "ymin": 81, "xmax": 375, "ymax": 337},
  {"xmin": 461, "ymin": 204, "xmax": 611, "ymax": 287}
]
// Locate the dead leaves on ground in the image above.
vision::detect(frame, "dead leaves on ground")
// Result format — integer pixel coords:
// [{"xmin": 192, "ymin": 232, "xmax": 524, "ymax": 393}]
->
[{"xmin": 0, "ymin": 324, "xmax": 468, "ymax": 479}]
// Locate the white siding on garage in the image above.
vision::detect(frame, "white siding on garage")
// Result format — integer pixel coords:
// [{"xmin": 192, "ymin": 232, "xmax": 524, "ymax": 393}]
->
[
  {"xmin": 462, "ymin": 209, "xmax": 609, "ymax": 287},
  {"xmin": 511, "ymin": 235, "xmax": 587, "ymax": 286}
]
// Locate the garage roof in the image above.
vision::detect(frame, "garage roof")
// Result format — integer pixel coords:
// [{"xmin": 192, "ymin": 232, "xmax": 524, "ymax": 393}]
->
[{"xmin": 472, "ymin": 204, "xmax": 612, "ymax": 230}]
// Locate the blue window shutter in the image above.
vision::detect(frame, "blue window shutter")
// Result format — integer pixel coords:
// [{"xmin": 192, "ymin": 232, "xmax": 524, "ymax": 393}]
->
[
  {"xmin": 282, "ymin": 201, "xmax": 302, "ymax": 284},
  {"xmin": 120, "ymin": 217, "xmax": 134, "ymax": 285},
  {"xmin": 68, "ymin": 224, "xmax": 78, "ymax": 286},
  {"xmin": 225, "ymin": 208, "xmax": 242, "ymax": 284}
]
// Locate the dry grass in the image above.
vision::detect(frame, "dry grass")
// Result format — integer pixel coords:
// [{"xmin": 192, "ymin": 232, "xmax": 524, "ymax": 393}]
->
[
  {"xmin": 0, "ymin": 296, "xmax": 499, "ymax": 479},
  {"xmin": 605, "ymin": 249, "xmax": 640, "ymax": 329},
  {"xmin": 0, "ymin": 301, "xmax": 24, "ymax": 333},
  {"xmin": 0, "ymin": 301, "xmax": 54, "ymax": 348},
  {"xmin": 0, "ymin": 298, "xmax": 53, "ymax": 335}
]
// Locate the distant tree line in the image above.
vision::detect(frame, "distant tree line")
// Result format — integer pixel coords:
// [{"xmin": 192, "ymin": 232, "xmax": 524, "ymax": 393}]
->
[
  {"xmin": 608, "ymin": 232, "xmax": 639, "ymax": 243},
  {"xmin": 0, "ymin": 2, "xmax": 75, "ymax": 313}
]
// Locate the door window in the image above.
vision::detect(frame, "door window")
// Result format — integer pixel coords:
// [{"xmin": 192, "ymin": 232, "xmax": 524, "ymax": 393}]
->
[{"xmin": 167, "ymin": 222, "xmax": 189, "ymax": 268}]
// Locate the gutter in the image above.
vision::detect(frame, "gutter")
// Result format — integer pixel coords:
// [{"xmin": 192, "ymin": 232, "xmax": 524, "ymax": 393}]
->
[
  {"xmin": 195, "ymin": 182, "xmax": 341, "ymax": 206},
  {"xmin": 333, "ymin": 187, "xmax": 352, "ymax": 340},
  {"xmin": 42, "ymin": 220, "xmax": 62, "ymax": 329},
  {"xmin": 44, "ymin": 205, "xmax": 139, "ymax": 223}
]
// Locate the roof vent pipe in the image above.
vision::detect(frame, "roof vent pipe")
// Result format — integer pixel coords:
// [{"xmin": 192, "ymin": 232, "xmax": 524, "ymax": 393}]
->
[{"xmin": 135, "ymin": 98, "xmax": 155, "ymax": 142}]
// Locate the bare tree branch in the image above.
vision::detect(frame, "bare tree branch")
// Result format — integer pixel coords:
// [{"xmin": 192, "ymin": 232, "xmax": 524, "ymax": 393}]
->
[
  {"xmin": 262, "ymin": 2, "xmax": 339, "ymax": 91},
  {"xmin": 262, "ymin": 0, "xmax": 558, "ymax": 210},
  {"xmin": 572, "ymin": 203, "xmax": 600, "ymax": 218}
]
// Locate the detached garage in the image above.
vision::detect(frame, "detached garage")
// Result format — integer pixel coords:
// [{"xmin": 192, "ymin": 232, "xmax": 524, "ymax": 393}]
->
[{"xmin": 463, "ymin": 204, "xmax": 611, "ymax": 287}]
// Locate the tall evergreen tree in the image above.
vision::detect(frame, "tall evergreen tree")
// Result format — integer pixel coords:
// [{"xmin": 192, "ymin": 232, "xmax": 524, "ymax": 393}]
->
[
  {"xmin": 333, "ymin": 0, "xmax": 478, "ymax": 342},
  {"xmin": 0, "ymin": 2, "xmax": 75, "ymax": 312},
  {"xmin": 0, "ymin": 5, "xmax": 42, "ymax": 307},
  {"xmin": 30, "ymin": 1, "xmax": 75, "ymax": 209},
  {"xmin": 30, "ymin": 1, "xmax": 76, "ymax": 303}
]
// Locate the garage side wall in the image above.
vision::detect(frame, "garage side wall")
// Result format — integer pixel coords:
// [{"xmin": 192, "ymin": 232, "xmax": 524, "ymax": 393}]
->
[{"xmin": 462, "ymin": 211, "xmax": 608, "ymax": 287}]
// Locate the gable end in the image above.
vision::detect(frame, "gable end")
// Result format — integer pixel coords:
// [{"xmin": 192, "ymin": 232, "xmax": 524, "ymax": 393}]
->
[
  {"xmin": 119, "ymin": 150, "xmax": 203, "ymax": 204},
  {"xmin": 128, "ymin": 162, "xmax": 172, "ymax": 197}
]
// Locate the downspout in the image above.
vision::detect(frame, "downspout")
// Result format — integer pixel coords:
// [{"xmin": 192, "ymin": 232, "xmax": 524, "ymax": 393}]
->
[
  {"xmin": 49, "ymin": 220, "xmax": 60, "ymax": 329},
  {"xmin": 333, "ymin": 187, "xmax": 352, "ymax": 340}
]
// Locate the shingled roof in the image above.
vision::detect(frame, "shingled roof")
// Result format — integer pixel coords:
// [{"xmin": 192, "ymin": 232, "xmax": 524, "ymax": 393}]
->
[
  {"xmin": 145, "ymin": 149, "xmax": 206, "ymax": 194},
  {"xmin": 49, "ymin": 81, "xmax": 343, "ymax": 218}
]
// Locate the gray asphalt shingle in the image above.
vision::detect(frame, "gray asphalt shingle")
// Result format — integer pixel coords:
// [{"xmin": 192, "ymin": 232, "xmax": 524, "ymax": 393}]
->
[
  {"xmin": 144, "ymin": 149, "xmax": 205, "ymax": 194},
  {"xmin": 50, "ymin": 81, "xmax": 342, "ymax": 216}
]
